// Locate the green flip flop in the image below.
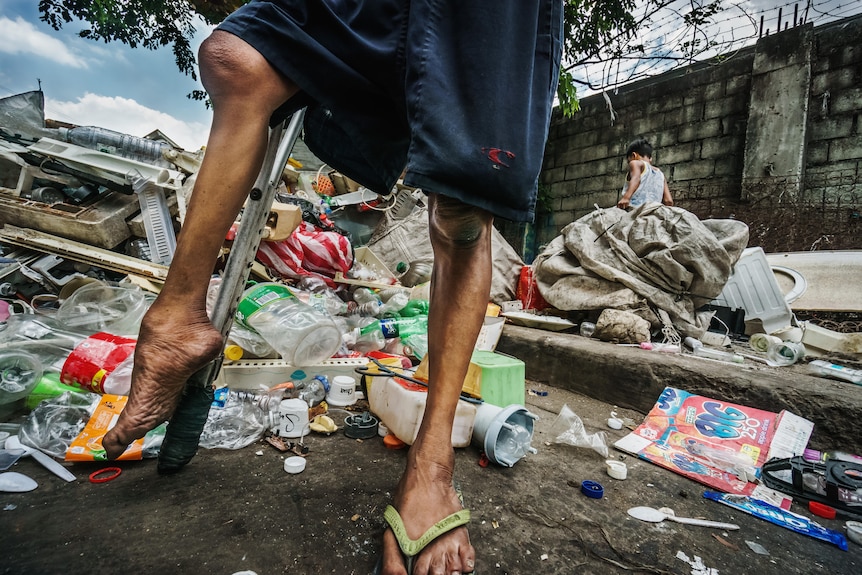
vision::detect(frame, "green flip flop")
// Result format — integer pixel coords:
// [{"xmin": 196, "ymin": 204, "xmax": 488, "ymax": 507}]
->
[{"xmin": 375, "ymin": 490, "xmax": 473, "ymax": 574}]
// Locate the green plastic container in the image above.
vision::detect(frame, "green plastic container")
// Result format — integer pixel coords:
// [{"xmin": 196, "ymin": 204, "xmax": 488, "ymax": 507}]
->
[{"xmin": 463, "ymin": 351, "xmax": 526, "ymax": 408}]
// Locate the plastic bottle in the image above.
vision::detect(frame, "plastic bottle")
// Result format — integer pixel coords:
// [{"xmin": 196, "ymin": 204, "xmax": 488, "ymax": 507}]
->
[
  {"xmin": 227, "ymin": 324, "xmax": 277, "ymax": 359},
  {"xmin": 399, "ymin": 299, "xmax": 429, "ymax": 318},
  {"xmin": 298, "ymin": 375, "xmax": 330, "ymax": 407},
  {"xmin": 59, "ymin": 126, "xmax": 172, "ymax": 166},
  {"xmin": 353, "ymin": 287, "xmax": 381, "ymax": 305},
  {"xmin": 396, "ymin": 260, "xmax": 433, "ymax": 288},
  {"xmin": 352, "ymin": 316, "xmax": 429, "ymax": 354},
  {"xmin": 235, "ymin": 283, "xmax": 342, "ymax": 366},
  {"xmin": 378, "ymin": 291, "xmax": 409, "ymax": 317},
  {"xmin": 806, "ymin": 360, "xmax": 862, "ymax": 385},
  {"xmin": 200, "ymin": 387, "xmax": 280, "ymax": 450},
  {"xmin": 684, "ymin": 337, "xmax": 744, "ymax": 364}
]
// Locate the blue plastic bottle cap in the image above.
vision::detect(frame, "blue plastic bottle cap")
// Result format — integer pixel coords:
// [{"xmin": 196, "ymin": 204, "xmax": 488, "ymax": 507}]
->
[{"xmin": 581, "ymin": 480, "xmax": 604, "ymax": 498}]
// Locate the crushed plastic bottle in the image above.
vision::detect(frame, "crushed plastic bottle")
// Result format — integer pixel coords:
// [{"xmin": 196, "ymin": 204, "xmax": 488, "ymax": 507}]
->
[
  {"xmin": 200, "ymin": 387, "xmax": 280, "ymax": 450},
  {"xmin": 235, "ymin": 283, "xmax": 341, "ymax": 366}
]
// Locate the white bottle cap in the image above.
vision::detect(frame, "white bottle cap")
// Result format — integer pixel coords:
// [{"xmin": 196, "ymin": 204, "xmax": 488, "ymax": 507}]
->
[{"xmin": 283, "ymin": 456, "xmax": 307, "ymax": 474}]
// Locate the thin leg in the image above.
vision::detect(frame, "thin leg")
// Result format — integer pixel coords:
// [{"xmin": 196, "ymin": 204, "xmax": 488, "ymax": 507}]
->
[
  {"xmin": 380, "ymin": 193, "xmax": 488, "ymax": 574},
  {"xmin": 103, "ymin": 31, "xmax": 300, "ymax": 458}
]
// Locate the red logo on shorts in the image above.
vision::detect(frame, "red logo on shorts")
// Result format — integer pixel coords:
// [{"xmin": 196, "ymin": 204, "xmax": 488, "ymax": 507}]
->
[{"xmin": 482, "ymin": 147, "xmax": 515, "ymax": 169}]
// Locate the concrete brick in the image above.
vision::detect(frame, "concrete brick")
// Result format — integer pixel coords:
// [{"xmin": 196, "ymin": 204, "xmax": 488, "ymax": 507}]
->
[
  {"xmin": 549, "ymin": 180, "xmax": 578, "ymax": 199},
  {"xmin": 556, "ymin": 148, "xmax": 583, "ymax": 167},
  {"xmin": 560, "ymin": 194, "xmax": 592, "ymax": 212},
  {"xmin": 805, "ymin": 141, "xmax": 829, "ymax": 165},
  {"xmin": 650, "ymin": 131, "xmax": 677, "ymax": 150},
  {"xmin": 671, "ymin": 160, "xmax": 715, "ymax": 181},
  {"xmin": 812, "ymin": 68, "xmax": 858, "ymax": 93},
  {"xmin": 646, "ymin": 94, "xmax": 684, "ymax": 115},
  {"xmin": 808, "ymin": 116, "xmax": 855, "ymax": 140},
  {"xmin": 829, "ymin": 88, "xmax": 862, "ymax": 114},
  {"xmin": 661, "ymin": 107, "xmax": 685, "ymax": 127},
  {"xmin": 540, "ymin": 167, "xmax": 566, "ymax": 185},
  {"xmin": 701, "ymin": 136, "xmax": 743, "ymax": 160},
  {"xmin": 682, "ymin": 103, "xmax": 704, "ymax": 123},
  {"xmin": 722, "ymin": 114, "xmax": 749, "ymax": 136},
  {"xmin": 656, "ymin": 143, "xmax": 696, "ymax": 164},
  {"xmin": 552, "ymin": 210, "xmax": 576, "ymax": 228},
  {"xmin": 829, "ymin": 136, "xmax": 862, "ymax": 162},
  {"xmin": 576, "ymin": 176, "xmax": 608, "ymax": 194},
  {"xmin": 564, "ymin": 158, "xmax": 613, "ymax": 182},
  {"xmin": 569, "ymin": 129, "xmax": 600, "ymax": 148},
  {"xmin": 678, "ymin": 119, "xmax": 722, "ymax": 142},
  {"xmin": 704, "ymin": 95, "xmax": 747, "ymax": 119},
  {"xmin": 576, "ymin": 143, "xmax": 613, "ymax": 163},
  {"xmin": 630, "ymin": 116, "xmax": 662, "ymax": 137},
  {"xmin": 725, "ymin": 74, "xmax": 752, "ymax": 96},
  {"xmin": 714, "ymin": 156, "xmax": 742, "ymax": 177}
]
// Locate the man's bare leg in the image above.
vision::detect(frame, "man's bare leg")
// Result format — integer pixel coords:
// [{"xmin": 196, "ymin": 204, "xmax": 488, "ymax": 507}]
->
[
  {"xmin": 380, "ymin": 194, "xmax": 489, "ymax": 574},
  {"xmin": 103, "ymin": 31, "xmax": 300, "ymax": 459}
]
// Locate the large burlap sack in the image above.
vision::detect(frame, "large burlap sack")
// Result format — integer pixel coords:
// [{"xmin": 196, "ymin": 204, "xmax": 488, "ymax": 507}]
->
[{"xmin": 533, "ymin": 204, "xmax": 749, "ymax": 338}]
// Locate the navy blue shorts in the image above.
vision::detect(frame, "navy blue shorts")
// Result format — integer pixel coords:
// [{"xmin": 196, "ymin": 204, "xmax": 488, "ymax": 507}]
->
[{"xmin": 218, "ymin": 0, "xmax": 563, "ymax": 222}]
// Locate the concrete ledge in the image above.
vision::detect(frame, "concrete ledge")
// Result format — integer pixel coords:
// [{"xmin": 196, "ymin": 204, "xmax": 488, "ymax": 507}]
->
[{"xmin": 496, "ymin": 324, "xmax": 862, "ymax": 453}]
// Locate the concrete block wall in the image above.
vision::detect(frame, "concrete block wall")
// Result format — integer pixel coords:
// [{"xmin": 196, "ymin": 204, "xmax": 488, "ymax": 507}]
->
[
  {"xmin": 806, "ymin": 16, "xmax": 862, "ymax": 207},
  {"xmin": 525, "ymin": 14, "xmax": 862, "ymax": 255}
]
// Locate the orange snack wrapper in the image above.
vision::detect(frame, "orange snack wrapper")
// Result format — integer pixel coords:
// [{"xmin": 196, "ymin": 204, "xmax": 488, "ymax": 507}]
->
[{"xmin": 66, "ymin": 394, "xmax": 144, "ymax": 461}]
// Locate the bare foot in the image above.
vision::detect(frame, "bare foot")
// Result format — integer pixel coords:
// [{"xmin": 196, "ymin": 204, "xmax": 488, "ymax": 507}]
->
[
  {"xmin": 379, "ymin": 441, "xmax": 475, "ymax": 575},
  {"xmin": 102, "ymin": 301, "xmax": 224, "ymax": 459}
]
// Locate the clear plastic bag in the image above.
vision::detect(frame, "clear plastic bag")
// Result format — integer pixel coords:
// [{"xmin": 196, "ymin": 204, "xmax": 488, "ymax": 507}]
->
[
  {"xmin": 56, "ymin": 282, "xmax": 151, "ymax": 336},
  {"xmin": 19, "ymin": 391, "xmax": 100, "ymax": 458},
  {"xmin": 548, "ymin": 404, "xmax": 609, "ymax": 458}
]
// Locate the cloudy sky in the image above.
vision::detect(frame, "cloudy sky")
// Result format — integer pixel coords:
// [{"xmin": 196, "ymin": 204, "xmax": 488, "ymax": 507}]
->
[{"xmin": 0, "ymin": 0, "xmax": 213, "ymax": 151}]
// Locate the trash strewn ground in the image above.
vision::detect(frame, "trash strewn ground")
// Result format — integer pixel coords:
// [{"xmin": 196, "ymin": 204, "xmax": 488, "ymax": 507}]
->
[{"xmin": 2, "ymin": 384, "xmax": 860, "ymax": 575}]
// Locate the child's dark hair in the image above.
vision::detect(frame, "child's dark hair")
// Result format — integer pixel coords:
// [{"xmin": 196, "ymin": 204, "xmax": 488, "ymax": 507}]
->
[{"xmin": 626, "ymin": 138, "xmax": 653, "ymax": 158}]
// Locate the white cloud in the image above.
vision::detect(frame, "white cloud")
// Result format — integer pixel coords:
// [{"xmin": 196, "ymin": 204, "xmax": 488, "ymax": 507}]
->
[
  {"xmin": 0, "ymin": 16, "xmax": 87, "ymax": 68},
  {"xmin": 46, "ymin": 93, "xmax": 210, "ymax": 151}
]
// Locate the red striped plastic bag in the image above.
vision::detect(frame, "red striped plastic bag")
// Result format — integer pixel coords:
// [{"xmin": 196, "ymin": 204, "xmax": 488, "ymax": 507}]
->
[{"xmin": 257, "ymin": 221, "xmax": 353, "ymax": 288}]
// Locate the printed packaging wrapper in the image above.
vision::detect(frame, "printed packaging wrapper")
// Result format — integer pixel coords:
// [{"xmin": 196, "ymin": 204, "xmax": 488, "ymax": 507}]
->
[
  {"xmin": 614, "ymin": 387, "xmax": 810, "ymax": 498},
  {"xmin": 65, "ymin": 394, "xmax": 145, "ymax": 461}
]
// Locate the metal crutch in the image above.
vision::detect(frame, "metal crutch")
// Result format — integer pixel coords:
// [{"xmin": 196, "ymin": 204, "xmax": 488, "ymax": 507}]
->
[{"xmin": 157, "ymin": 109, "xmax": 306, "ymax": 474}]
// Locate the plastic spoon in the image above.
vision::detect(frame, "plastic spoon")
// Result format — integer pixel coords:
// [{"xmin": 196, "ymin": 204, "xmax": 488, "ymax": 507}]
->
[
  {"xmin": 4, "ymin": 435, "xmax": 76, "ymax": 483},
  {"xmin": 627, "ymin": 506, "xmax": 740, "ymax": 530}
]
